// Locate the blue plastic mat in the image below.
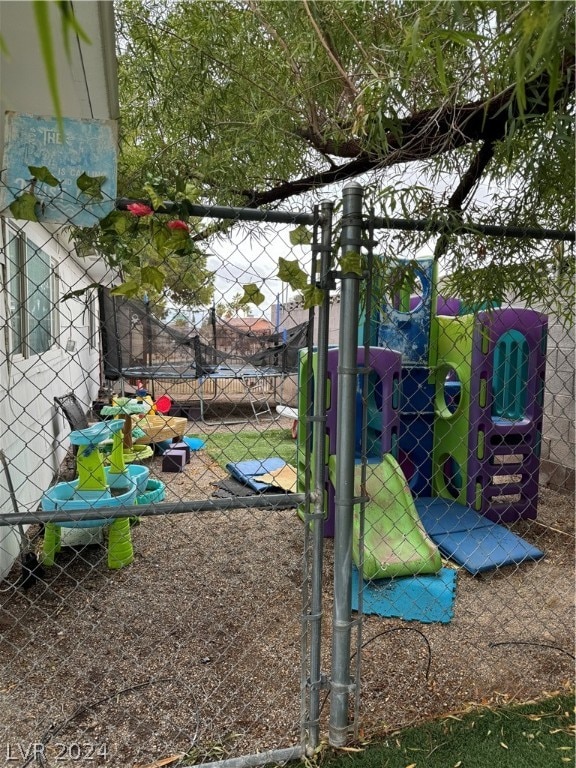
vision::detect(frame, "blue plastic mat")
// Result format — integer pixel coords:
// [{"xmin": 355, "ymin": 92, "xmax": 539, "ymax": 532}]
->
[
  {"xmin": 226, "ymin": 458, "xmax": 287, "ymax": 492},
  {"xmin": 415, "ymin": 497, "xmax": 492, "ymax": 534},
  {"xmin": 351, "ymin": 567, "xmax": 457, "ymax": 624},
  {"xmin": 183, "ymin": 436, "xmax": 205, "ymax": 451},
  {"xmin": 415, "ymin": 497, "xmax": 544, "ymax": 575}
]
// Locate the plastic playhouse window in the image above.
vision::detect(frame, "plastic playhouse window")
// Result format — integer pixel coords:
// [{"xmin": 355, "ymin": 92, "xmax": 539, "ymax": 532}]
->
[
  {"xmin": 435, "ymin": 365, "xmax": 461, "ymax": 417},
  {"xmin": 492, "ymin": 473, "xmax": 523, "ymax": 485},
  {"xmin": 490, "ymin": 453, "xmax": 524, "ymax": 465},
  {"xmin": 441, "ymin": 454, "xmax": 463, "ymax": 499},
  {"xmin": 398, "ymin": 447, "xmax": 418, "ymax": 491},
  {"xmin": 354, "ymin": 371, "xmax": 384, "ymax": 460},
  {"xmin": 489, "ymin": 432, "xmax": 528, "ymax": 447},
  {"xmin": 492, "ymin": 329, "xmax": 529, "ymax": 420},
  {"xmin": 392, "ymin": 372, "xmax": 400, "ymax": 410}
]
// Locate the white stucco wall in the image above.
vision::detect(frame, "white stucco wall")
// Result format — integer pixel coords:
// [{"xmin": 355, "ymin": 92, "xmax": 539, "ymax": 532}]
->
[
  {"xmin": 0, "ymin": 221, "xmax": 109, "ymax": 577},
  {"xmin": 0, "ymin": 1, "xmax": 119, "ymax": 578}
]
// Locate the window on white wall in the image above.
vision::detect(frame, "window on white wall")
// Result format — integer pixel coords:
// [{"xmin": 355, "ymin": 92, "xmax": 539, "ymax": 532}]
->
[{"xmin": 5, "ymin": 227, "xmax": 60, "ymax": 357}]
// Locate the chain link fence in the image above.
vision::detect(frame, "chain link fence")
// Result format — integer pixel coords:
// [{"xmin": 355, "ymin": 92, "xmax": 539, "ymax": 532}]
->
[{"xmin": 0, "ymin": 186, "xmax": 573, "ymax": 767}]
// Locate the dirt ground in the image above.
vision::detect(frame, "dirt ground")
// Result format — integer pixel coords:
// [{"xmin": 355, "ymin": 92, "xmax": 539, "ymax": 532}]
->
[{"xmin": 0, "ymin": 413, "xmax": 574, "ymax": 768}]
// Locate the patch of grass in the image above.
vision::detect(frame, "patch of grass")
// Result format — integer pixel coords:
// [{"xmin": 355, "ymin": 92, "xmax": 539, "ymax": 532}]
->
[
  {"xmin": 196, "ymin": 429, "xmax": 297, "ymax": 470},
  {"xmin": 320, "ymin": 693, "xmax": 575, "ymax": 768}
]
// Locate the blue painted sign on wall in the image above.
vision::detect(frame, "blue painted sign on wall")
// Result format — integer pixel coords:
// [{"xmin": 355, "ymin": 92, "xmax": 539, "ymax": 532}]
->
[{"xmin": 0, "ymin": 112, "xmax": 117, "ymax": 226}]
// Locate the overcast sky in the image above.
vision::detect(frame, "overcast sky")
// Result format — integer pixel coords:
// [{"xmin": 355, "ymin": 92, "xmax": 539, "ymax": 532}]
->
[{"xmin": 192, "ymin": 170, "xmax": 499, "ymax": 327}]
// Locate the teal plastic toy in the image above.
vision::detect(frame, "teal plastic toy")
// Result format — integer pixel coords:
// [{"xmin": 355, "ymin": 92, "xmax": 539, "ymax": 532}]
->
[{"xmin": 41, "ymin": 420, "xmax": 141, "ymax": 569}]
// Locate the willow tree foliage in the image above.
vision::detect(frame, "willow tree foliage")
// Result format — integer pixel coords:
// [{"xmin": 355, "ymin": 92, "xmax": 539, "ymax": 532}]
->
[{"xmin": 115, "ymin": 0, "xmax": 573, "ymax": 313}]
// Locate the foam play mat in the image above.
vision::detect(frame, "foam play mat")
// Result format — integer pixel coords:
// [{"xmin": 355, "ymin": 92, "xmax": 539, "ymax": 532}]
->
[
  {"xmin": 415, "ymin": 497, "xmax": 544, "ymax": 575},
  {"xmin": 351, "ymin": 566, "xmax": 457, "ymax": 624},
  {"xmin": 226, "ymin": 458, "xmax": 288, "ymax": 492}
]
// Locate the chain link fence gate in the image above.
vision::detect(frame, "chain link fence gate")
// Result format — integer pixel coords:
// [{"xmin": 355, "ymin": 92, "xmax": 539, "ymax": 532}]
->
[
  {"xmin": 0, "ymin": 180, "xmax": 574, "ymax": 767},
  {"xmin": 323, "ymin": 183, "xmax": 575, "ymax": 745},
  {"xmin": 0, "ymin": 193, "xmax": 334, "ymax": 768}
]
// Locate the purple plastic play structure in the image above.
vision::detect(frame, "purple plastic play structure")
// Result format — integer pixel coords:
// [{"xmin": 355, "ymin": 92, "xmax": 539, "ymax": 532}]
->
[
  {"xmin": 465, "ymin": 308, "xmax": 547, "ymax": 522},
  {"xmin": 323, "ymin": 347, "xmax": 402, "ymax": 537}
]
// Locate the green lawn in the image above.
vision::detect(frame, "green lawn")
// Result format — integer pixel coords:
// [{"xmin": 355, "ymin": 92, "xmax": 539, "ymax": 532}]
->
[
  {"xmin": 194, "ymin": 429, "xmax": 297, "ymax": 470},
  {"xmin": 320, "ymin": 693, "xmax": 575, "ymax": 768}
]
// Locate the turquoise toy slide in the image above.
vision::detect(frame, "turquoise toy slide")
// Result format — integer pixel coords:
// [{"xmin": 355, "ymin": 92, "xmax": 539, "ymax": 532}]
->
[{"xmin": 330, "ymin": 455, "xmax": 441, "ymax": 579}]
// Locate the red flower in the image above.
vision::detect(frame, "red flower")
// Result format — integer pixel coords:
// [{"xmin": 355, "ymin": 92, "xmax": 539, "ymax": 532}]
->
[
  {"xmin": 127, "ymin": 202, "xmax": 153, "ymax": 216},
  {"xmin": 167, "ymin": 219, "xmax": 189, "ymax": 232}
]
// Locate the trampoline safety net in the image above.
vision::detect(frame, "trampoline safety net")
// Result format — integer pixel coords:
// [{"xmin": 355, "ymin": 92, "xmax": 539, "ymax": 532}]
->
[{"xmin": 99, "ymin": 288, "xmax": 309, "ymax": 386}]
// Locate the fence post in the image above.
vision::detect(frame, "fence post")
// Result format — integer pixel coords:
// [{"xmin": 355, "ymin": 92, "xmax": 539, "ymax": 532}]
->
[
  {"xmin": 305, "ymin": 199, "xmax": 335, "ymax": 750},
  {"xmin": 329, "ymin": 182, "xmax": 364, "ymax": 746}
]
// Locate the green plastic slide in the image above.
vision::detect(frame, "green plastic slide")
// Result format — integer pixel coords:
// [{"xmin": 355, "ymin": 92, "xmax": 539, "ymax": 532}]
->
[{"xmin": 330, "ymin": 455, "xmax": 441, "ymax": 579}]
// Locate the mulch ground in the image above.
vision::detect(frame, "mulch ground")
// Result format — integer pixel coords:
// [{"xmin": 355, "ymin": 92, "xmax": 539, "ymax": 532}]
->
[{"xmin": 0, "ymin": 415, "xmax": 573, "ymax": 767}]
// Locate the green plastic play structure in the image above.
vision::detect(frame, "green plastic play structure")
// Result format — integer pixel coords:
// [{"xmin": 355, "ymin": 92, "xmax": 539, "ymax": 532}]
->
[
  {"xmin": 298, "ymin": 344, "xmax": 442, "ymax": 578},
  {"xmin": 431, "ymin": 314, "xmax": 476, "ymax": 508},
  {"xmin": 100, "ymin": 397, "xmax": 154, "ymax": 463}
]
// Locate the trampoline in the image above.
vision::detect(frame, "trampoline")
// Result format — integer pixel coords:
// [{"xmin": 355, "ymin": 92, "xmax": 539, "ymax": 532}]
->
[
  {"xmin": 196, "ymin": 364, "xmax": 286, "ymax": 422},
  {"xmin": 121, "ymin": 363, "xmax": 285, "ymax": 422},
  {"xmin": 99, "ymin": 289, "xmax": 308, "ymax": 422}
]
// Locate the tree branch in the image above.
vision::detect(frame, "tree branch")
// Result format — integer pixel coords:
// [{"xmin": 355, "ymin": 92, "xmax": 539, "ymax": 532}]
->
[
  {"xmin": 446, "ymin": 139, "xmax": 496, "ymax": 212},
  {"xmin": 301, "ymin": 0, "xmax": 357, "ymax": 104},
  {"xmin": 240, "ymin": 61, "xmax": 574, "ymax": 208},
  {"xmin": 433, "ymin": 139, "xmax": 497, "ymax": 262}
]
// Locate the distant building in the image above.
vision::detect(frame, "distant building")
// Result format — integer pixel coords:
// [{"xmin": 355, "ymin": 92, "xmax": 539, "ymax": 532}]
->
[
  {"xmin": 199, "ymin": 315, "xmax": 275, "ymax": 357},
  {"xmin": 214, "ymin": 316, "xmax": 275, "ymax": 357}
]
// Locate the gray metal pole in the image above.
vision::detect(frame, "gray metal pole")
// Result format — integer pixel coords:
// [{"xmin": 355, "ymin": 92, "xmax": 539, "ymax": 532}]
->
[
  {"xmin": 116, "ymin": 198, "xmax": 314, "ymax": 226},
  {"xmin": 197, "ymin": 746, "xmax": 304, "ymax": 768},
  {"xmin": 116, "ymin": 198, "xmax": 575, "ymax": 242},
  {"xmin": 329, "ymin": 182, "xmax": 364, "ymax": 746},
  {"xmin": 368, "ymin": 214, "xmax": 575, "ymax": 241},
  {"xmin": 306, "ymin": 200, "xmax": 334, "ymax": 749},
  {"xmin": 0, "ymin": 494, "xmax": 304, "ymax": 527}
]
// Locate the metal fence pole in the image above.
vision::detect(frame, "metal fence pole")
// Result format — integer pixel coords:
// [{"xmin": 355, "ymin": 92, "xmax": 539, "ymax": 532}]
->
[
  {"xmin": 329, "ymin": 182, "xmax": 364, "ymax": 746},
  {"xmin": 306, "ymin": 200, "xmax": 335, "ymax": 749}
]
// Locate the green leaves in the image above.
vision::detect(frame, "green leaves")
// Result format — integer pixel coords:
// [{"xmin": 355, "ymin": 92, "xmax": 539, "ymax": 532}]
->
[
  {"xmin": 8, "ymin": 164, "xmax": 61, "ymax": 219},
  {"xmin": 76, "ymin": 172, "xmax": 107, "ymax": 200},
  {"xmin": 32, "ymin": 1, "xmax": 63, "ymax": 134},
  {"xmin": 112, "ymin": 0, "xmax": 574, "ymax": 271},
  {"xmin": 164, "ymin": 227, "xmax": 190, "ymax": 253},
  {"xmin": 28, "ymin": 165, "xmax": 61, "ymax": 187},
  {"xmin": 56, "ymin": 0, "xmax": 91, "ymax": 58},
  {"xmin": 301, "ymin": 284, "xmax": 324, "ymax": 309},
  {"xmin": 510, "ymin": 1, "xmax": 570, "ymax": 116},
  {"xmin": 140, "ymin": 265, "xmax": 165, "ymax": 293},
  {"xmin": 277, "ymin": 257, "xmax": 325, "ymax": 308},
  {"xmin": 24, "ymin": 2, "xmax": 91, "ymax": 133},
  {"xmin": 99, "ymin": 210, "xmax": 131, "ymax": 236},
  {"xmin": 340, "ymin": 251, "xmax": 364, "ymax": 276},
  {"xmin": 289, "ymin": 225, "xmax": 312, "ymax": 246},
  {"xmin": 111, "ymin": 280, "xmax": 141, "ymax": 297},
  {"xmin": 240, "ymin": 284, "xmax": 265, "ymax": 307},
  {"xmin": 9, "ymin": 192, "xmax": 39, "ymax": 222},
  {"xmin": 278, "ymin": 257, "xmax": 308, "ymax": 291},
  {"xmin": 142, "ymin": 182, "xmax": 165, "ymax": 211},
  {"xmin": 8, "ymin": 167, "xmax": 108, "ymax": 221}
]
